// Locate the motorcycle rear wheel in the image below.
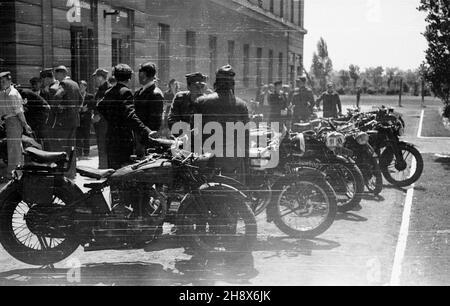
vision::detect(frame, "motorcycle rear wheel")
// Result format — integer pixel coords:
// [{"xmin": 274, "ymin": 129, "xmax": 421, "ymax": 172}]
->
[
  {"xmin": 0, "ymin": 180, "xmax": 81, "ymax": 266},
  {"xmin": 177, "ymin": 185, "xmax": 257, "ymax": 258}
]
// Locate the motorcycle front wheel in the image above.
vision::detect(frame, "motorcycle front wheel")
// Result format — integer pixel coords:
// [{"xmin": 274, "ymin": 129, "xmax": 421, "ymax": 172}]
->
[
  {"xmin": 177, "ymin": 184, "xmax": 257, "ymax": 258},
  {"xmin": 0, "ymin": 180, "xmax": 81, "ymax": 266},
  {"xmin": 361, "ymin": 157, "xmax": 383, "ymax": 196},
  {"xmin": 380, "ymin": 143, "xmax": 424, "ymax": 188},
  {"xmin": 269, "ymin": 177, "xmax": 337, "ymax": 239}
]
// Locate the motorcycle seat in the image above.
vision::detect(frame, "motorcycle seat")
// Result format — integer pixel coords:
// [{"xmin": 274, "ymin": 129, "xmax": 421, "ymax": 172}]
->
[
  {"xmin": 77, "ymin": 166, "xmax": 116, "ymax": 180},
  {"xmin": 25, "ymin": 147, "xmax": 67, "ymax": 164}
]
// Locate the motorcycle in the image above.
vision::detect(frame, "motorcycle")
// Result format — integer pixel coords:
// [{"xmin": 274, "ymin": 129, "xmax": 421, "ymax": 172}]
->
[
  {"xmin": 244, "ymin": 128, "xmax": 338, "ymax": 239},
  {"xmin": 0, "ymin": 139, "xmax": 257, "ymax": 266}
]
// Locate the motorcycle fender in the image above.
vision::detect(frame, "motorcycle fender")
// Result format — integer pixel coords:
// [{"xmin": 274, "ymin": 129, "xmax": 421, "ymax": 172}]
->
[
  {"xmin": 291, "ymin": 168, "xmax": 327, "ymax": 182},
  {"xmin": 333, "ymin": 155, "xmax": 355, "ymax": 165}
]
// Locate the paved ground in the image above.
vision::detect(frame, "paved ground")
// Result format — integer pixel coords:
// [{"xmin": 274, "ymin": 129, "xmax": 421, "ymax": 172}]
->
[{"xmin": 0, "ymin": 95, "xmax": 448, "ymax": 286}]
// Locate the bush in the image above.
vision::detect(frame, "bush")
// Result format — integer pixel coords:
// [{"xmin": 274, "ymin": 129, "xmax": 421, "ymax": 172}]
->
[
  {"xmin": 444, "ymin": 103, "xmax": 450, "ymax": 119},
  {"xmin": 337, "ymin": 87, "xmax": 346, "ymax": 95},
  {"xmin": 366, "ymin": 87, "xmax": 377, "ymax": 95}
]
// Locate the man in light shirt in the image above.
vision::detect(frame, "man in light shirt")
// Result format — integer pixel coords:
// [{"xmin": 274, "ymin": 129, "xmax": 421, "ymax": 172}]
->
[{"xmin": 0, "ymin": 71, "xmax": 33, "ymax": 179}]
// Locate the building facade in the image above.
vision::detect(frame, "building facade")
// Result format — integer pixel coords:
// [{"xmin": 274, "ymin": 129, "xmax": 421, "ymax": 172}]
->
[{"xmin": 0, "ymin": 0, "xmax": 306, "ymax": 98}]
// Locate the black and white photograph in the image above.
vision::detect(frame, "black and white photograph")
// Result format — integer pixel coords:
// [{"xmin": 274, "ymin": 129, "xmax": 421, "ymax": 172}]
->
[{"xmin": 0, "ymin": 0, "xmax": 448, "ymax": 289}]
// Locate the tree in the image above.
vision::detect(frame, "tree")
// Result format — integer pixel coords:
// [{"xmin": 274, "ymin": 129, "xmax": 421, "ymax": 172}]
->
[
  {"xmin": 310, "ymin": 38, "xmax": 333, "ymax": 92},
  {"xmin": 349, "ymin": 64, "xmax": 360, "ymax": 88},
  {"xmin": 339, "ymin": 70, "xmax": 350, "ymax": 88},
  {"xmin": 385, "ymin": 67, "xmax": 399, "ymax": 89},
  {"xmin": 365, "ymin": 66, "xmax": 384, "ymax": 89},
  {"xmin": 418, "ymin": 1, "xmax": 450, "ymax": 116}
]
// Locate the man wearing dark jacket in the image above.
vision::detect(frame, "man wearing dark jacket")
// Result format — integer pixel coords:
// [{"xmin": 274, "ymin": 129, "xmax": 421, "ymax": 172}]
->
[
  {"xmin": 268, "ymin": 81, "xmax": 288, "ymax": 125},
  {"xmin": 92, "ymin": 68, "xmax": 110, "ymax": 169},
  {"xmin": 40, "ymin": 68, "xmax": 60, "ymax": 151},
  {"xmin": 19, "ymin": 89, "xmax": 50, "ymax": 144},
  {"xmin": 316, "ymin": 82, "xmax": 342, "ymax": 118},
  {"xmin": 290, "ymin": 76, "xmax": 315, "ymax": 122},
  {"xmin": 134, "ymin": 62, "xmax": 164, "ymax": 156},
  {"xmin": 194, "ymin": 65, "xmax": 250, "ymax": 184},
  {"xmin": 97, "ymin": 64, "xmax": 156, "ymax": 170},
  {"xmin": 53, "ymin": 65, "xmax": 83, "ymax": 179},
  {"xmin": 77, "ymin": 81, "xmax": 96, "ymax": 157},
  {"xmin": 168, "ymin": 72, "xmax": 207, "ymax": 135}
]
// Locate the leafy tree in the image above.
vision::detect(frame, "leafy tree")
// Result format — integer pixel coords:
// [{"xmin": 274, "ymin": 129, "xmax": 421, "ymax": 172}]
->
[
  {"xmin": 339, "ymin": 70, "xmax": 350, "ymax": 88},
  {"xmin": 310, "ymin": 38, "xmax": 333, "ymax": 92},
  {"xmin": 385, "ymin": 67, "xmax": 400, "ymax": 89},
  {"xmin": 418, "ymin": 0, "xmax": 450, "ymax": 116},
  {"xmin": 349, "ymin": 64, "xmax": 360, "ymax": 88}
]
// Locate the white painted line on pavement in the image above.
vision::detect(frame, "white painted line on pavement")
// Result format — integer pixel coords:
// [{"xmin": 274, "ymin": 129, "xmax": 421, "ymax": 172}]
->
[
  {"xmin": 417, "ymin": 110, "xmax": 424, "ymax": 138},
  {"xmin": 390, "ymin": 158, "xmax": 417, "ymax": 286}
]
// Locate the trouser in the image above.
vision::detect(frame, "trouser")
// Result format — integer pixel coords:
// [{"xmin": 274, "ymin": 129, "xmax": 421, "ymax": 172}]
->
[
  {"xmin": 4, "ymin": 117, "xmax": 24, "ymax": 179},
  {"xmin": 94, "ymin": 118, "xmax": 108, "ymax": 169},
  {"xmin": 52, "ymin": 128, "xmax": 77, "ymax": 179},
  {"xmin": 77, "ymin": 120, "xmax": 92, "ymax": 156}
]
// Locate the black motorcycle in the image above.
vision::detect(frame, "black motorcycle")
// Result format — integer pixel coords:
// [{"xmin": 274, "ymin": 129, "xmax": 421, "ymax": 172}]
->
[
  {"xmin": 244, "ymin": 128, "xmax": 338, "ymax": 239},
  {"xmin": 0, "ymin": 140, "xmax": 257, "ymax": 266}
]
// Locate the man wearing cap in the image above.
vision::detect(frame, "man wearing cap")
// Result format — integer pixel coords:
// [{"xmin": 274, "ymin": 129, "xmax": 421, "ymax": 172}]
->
[
  {"xmin": 30, "ymin": 77, "xmax": 43, "ymax": 96},
  {"xmin": 97, "ymin": 64, "xmax": 156, "ymax": 170},
  {"xmin": 194, "ymin": 65, "xmax": 250, "ymax": 183},
  {"xmin": 76, "ymin": 80, "xmax": 95, "ymax": 157},
  {"xmin": 19, "ymin": 88, "xmax": 50, "ymax": 145},
  {"xmin": 290, "ymin": 76, "xmax": 315, "ymax": 122},
  {"xmin": 0, "ymin": 72, "xmax": 33, "ymax": 179},
  {"xmin": 316, "ymin": 82, "xmax": 342, "ymax": 118},
  {"xmin": 268, "ymin": 81, "xmax": 288, "ymax": 125},
  {"xmin": 92, "ymin": 68, "xmax": 110, "ymax": 169},
  {"xmin": 168, "ymin": 72, "xmax": 207, "ymax": 135},
  {"xmin": 134, "ymin": 62, "xmax": 165, "ymax": 157},
  {"xmin": 53, "ymin": 65, "xmax": 83, "ymax": 179},
  {"xmin": 40, "ymin": 68, "xmax": 60, "ymax": 151}
]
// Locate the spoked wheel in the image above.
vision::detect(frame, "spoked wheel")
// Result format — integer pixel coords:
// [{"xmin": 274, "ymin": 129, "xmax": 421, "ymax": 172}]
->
[
  {"xmin": 362, "ymin": 158, "xmax": 383, "ymax": 196},
  {"xmin": 380, "ymin": 143, "xmax": 424, "ymax": 188},
  {"xmin": 324, "ymin": 163, "xmax": 364, "ymax": 213},
  {"xmin": 0, "ymin": 181, "xmax": 81, "ymax": 266},
  {"xmin": 269, "ymin": 179, "xmax": 337, "ymax": 239},
  {"xmin": 249, "ymin": 182, "xmax": 272, "ymax": 216},
  {"xmin": 178, "ymin": 185, "xmax": 257, "ymax": 258}
]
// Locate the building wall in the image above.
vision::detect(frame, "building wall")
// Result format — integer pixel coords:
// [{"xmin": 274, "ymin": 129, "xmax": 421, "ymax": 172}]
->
[{"xmin": 0, "ymin": 0, "xmax": 306, "ymax": 100}]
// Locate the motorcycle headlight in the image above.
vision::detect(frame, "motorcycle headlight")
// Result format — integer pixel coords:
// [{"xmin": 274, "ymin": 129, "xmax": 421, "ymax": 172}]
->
[{"xmin": 356, "ymin": 132, "xmax": 370, "ymax": 145}]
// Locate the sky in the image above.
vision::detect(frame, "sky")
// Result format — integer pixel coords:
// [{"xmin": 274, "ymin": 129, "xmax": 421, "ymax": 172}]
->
[{"xmin": 303, "ymin": 0, "xmax": 428, "ymax": 72}]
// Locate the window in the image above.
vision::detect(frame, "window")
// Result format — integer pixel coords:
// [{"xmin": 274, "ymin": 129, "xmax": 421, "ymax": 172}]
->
[
  {"xmin": 278, "ymin": 52, "xmax": 283, "ymax": 80},
  {"xmin": 298, "ymin": 0, "xmax": 303, "ymax": 26},
  {"xmin": 257, "ymin": 0, "xmax": 263, "ymax": 7},
  {"xmin": 243, "ymin": 44, "xmax": 250, "ymax": 87},
  {"xmin": 186, "ymin": 31, "xmax": 196, "ymax": 73},
  {"xmin": 209, "ymin": 36, "xmax": 218, "ymax": 80},
  {"xmin": 270, "ymin": 0, "xmax": 274, "ymax": 13},
  {"xmin": 256, "ymin": 47, "xmax": 262, "ymax": 87},
  {"xmin": 291, "ymin": 0, "xmax": 294, "ymax": 23},
  {"xmin": 280, "ymin": 0, "xmax": 284, "ymax": 18},
  {"xmin": 228, "ymin": 40, "xmax": 235, "ymax": 67},
  {"xmin": 268, "ymin": 49, "xmax": 274, "ymax": 84},
  {"xmin": 158, "ymin": 23, "xmax": 170, "ymax": 83}
]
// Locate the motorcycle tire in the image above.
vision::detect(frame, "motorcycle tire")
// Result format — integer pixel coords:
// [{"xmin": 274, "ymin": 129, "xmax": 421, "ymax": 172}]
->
[
  {"xmin": 380, "ymin": 143, "xmax": 424, "ymax": 188},
  {"xmin": 324, "ymin": 162, "xmax": 365, "ymax": 213},
  {"xmin": 177, "ymin": 184, "xmax": 257, "ymax": 259},
  {"xmin": 0, "ymin": 180, "xmax": 82, "ymax": 266},
  {"xmin": 364, "ymin": 158, "xmax": 383, "ymax": 196},
  {"xmin": 268, "ymin": 177, "xmax": 337, "ymax": 239}
]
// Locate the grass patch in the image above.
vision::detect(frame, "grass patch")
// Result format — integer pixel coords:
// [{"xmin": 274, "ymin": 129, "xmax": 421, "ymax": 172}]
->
[{"xmin": 420, "ymin": 109, "xmax": 450, "ymax": 138}]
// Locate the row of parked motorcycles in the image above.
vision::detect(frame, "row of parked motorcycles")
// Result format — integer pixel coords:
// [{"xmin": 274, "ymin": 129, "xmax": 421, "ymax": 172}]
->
[{"xmin": 0, "ymin": 106, "xmax": 423, "ymax": 267}]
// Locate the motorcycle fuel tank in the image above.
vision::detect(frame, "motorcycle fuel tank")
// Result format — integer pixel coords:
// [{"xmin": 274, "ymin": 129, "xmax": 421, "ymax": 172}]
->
[{"xmin": 110, "ymin": 158, "xmax": 174, "ymax": 184}]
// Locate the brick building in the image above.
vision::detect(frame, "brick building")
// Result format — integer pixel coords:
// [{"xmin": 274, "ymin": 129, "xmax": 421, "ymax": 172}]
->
[{"xmin": 0, "ymin": 0, "xmax": 306, "ymax": 98}]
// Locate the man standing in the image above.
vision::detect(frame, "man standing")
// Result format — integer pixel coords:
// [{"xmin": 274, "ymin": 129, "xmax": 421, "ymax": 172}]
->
[
  {"xmin": 92, "ymin": 68, "xmax": 110, "ymax": 169},
  {"xmin": 134, "ymin": 62, "xmax": 165, "ymax": 157},
  {"xmin": 290, "ymin": 76, "xmax": 315, "ymax": 122},
  {"xmin": 316, "ymin": 82, "xmax": 342, "ymax": 119},
  {"xmin": 76, "ymin": 81, "xmax": 95, "ymax": 158},
  {"xmin": 268, "ymin": 81, "xmax": 288, "ymax": 125},
  {"xmin": 19, "ymin": 88, "xmax": 50, "ymax": 145},
  {"xmin": 0, "ymin": 72, "xmax": 33, "ymax": 179},
  {"xmin": 162, "ymin": 79, "xmax": 179, "ymax": 135},
  {"xmin": 168, "ymin": 72, "xmax": 207, "ymax": 134},
  {"xmin": 194, "ymin": 65, "xmax": 250, "ymax": 183},
  {"xmin": 97, "ymin": 64, "xmax": 156, "ymax": 170},
  {"xmin": 40, "ymin": 68, "xmax": 60, "ymax": 151},
  {"xmin": 30, "ymin": 77, "xmax": 43, "ymax": 96},
  {"xmin": 53, "ymin": 65, "xmax": 82, "ymax": 179},
  {"xmin": 356, "ymin": 87, "xmax": 362, "ymax": 110}
]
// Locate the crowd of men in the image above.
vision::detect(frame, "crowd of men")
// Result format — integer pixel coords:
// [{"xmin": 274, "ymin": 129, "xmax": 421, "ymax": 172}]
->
[
  {"xmin": 0, "ymin": 61, "xmax": 344, "ymax": 182},
  {"xmin": 254, "ymin": 77, "xmax": 343, "ymax": 127}
]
